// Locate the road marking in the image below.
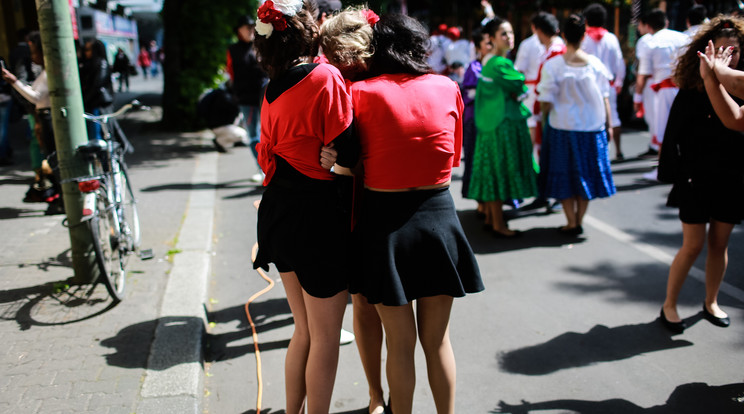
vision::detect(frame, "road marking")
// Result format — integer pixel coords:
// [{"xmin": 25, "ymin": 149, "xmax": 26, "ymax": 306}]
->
[{"xmin": 584, "ymin": 215, "xmax": 744, "ymax": 304}]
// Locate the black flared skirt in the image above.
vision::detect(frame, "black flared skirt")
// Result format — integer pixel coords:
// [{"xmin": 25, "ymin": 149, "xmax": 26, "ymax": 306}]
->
[{"xmin": 350, "ymin": 187, "xmax": 484, "ymax": 306}]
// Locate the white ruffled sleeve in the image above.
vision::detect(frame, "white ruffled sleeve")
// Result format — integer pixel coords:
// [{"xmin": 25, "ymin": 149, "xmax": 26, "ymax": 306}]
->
[{"xmin": 536, "ymin": 60, "xmax": 558, "ymax": 104}]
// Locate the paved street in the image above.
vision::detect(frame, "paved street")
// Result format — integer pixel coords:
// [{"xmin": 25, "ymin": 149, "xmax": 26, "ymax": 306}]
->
[{"xmin": 0, "ymin": 75, "xmax": 742, "ymax": 414}]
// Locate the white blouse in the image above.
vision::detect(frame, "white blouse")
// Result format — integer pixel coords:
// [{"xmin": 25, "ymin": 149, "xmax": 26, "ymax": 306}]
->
[
  {"xmin": 537, "ymin": 55, "xmax": 611, "ymax": 132},
  {"xmin": 12, "ymin": 70, "xmax": 50, "ymax": 110}
]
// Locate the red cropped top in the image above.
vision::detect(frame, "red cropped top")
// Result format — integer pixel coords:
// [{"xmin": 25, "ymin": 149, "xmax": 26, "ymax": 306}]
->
[
  {"xmin": 350, "ymin": 73, "xmax": 463, "ymax": 190},
  {"xmin": 257, "ymin": 63, "xmax": 353, "ymax": 184}
]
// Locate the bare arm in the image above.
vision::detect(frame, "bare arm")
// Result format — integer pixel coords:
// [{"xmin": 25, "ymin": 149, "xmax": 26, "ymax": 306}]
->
[
  {"xmin": 699, "ymin": 41, "xmax": 744, "ymax": 131},
  {"xmin": 712, "ymin": 63, "xmax": 744, "ymax": 100}
]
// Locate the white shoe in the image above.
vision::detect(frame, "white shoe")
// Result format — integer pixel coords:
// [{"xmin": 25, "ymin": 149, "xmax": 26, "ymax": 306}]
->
[
  {"xmin": 642, "ymin": 168, "xmax": 658, "ymax": 182},
  {"xmin": 340, "ymin": 328, "xmax": 355, "ymax": 345},
  {"xmin": 250, "ymin": 172, "xmax": 265, "ymax": 183}
]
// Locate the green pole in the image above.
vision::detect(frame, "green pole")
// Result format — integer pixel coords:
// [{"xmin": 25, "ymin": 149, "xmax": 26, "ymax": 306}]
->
[{"xmin": 36, "ymin": 0, "xmax": 96, "ymax": 284}]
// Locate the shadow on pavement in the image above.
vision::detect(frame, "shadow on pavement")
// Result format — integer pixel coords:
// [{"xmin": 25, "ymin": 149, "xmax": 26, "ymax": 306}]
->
[
  {"xmin": 492, "ymin": 381, "xmax": 744, "ymax": 413},
  {"xmin": 0, "ymin": 277, "xmax": 114, "ymax": 330},
  {"xmin": 205, "ymin": 299, "xmax": 293, "ymax": 363},
  {"xmin": 100, "ymin": 316, "xmax": 199, "ymax": 369},
  {"xmin": 498, "ymin": 321, "xmax": 695, "ymax": 376},
  {"xmin": 139, "ymin": 178, "xmax": 264, "ymax": 198},
  {"xmin": 459, "ymin": 208, "xmax": 587, "ymax": 254}
]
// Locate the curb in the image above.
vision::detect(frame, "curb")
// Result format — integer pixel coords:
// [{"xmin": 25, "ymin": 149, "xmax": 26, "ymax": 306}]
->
[{"xmin": 137, "ymin": 151, "xmax": 218, "ymax": 413}]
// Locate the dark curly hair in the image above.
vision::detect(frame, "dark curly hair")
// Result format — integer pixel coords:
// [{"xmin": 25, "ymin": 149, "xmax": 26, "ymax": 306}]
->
[
  {"xmin": 368, "ymin": 14, "xmax": 431, "ymax": 76},
  {"xmin": 674, "ymin": 15, "xmax": 744, "ymax": 91},
  {"xmin": 254, "ymin": 1, "xmax": 320, "ymax": 80}
]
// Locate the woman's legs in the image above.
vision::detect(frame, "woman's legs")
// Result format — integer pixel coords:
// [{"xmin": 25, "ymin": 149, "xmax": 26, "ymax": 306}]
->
[
  {"xmin": 303, "ymin": 288, "xmax": 348, "ymax": 414},
  {"xmin": 352, "ymin": 294, "xmax": 385, "ymax": 413},
  {"xmin": 488, "ymin": 201, "xmax": 515, "ymax": 235},
  {"xmin": 280, "ymin": 272, "xmax": 309, "ymax": 414},
  {"xmin": 417, "ymin": 295, "xmax": 456, "ymax": 414},
  {"xmin": 375, "ymin": 303, "xmax": 417, "ymax": 414},
  {"xmin": 576, "ymin": 198, "xmax": 589, "ymax": 227},
  {"xmin": 280, "ymin": 272, "xmax": 348, "ymax": 414},
  {"xmin": 560, "ymin": 197, "xmax": 589, "ymax": 229},
  {"xmin": 663, "ymin": 223, "xmax": 706, "ymax": 322},
  {"xmin": 561, "ymin": 197, "xmax": 578, "ymax": 228},
  {"xmin": 703, "ymin": 220, "xmax": 735, "ymax": 318}
]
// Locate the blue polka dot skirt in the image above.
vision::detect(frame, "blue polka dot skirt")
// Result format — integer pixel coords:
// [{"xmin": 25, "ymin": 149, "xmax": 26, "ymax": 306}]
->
[{"xmin": 538, "ymin": 125, "xmax": 616, "ymax": 201}]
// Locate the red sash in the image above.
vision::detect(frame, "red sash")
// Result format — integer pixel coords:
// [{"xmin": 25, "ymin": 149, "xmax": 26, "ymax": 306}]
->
[{"xmin": 651, "ymin": 78, "xmax": 677, "ymax": 92}]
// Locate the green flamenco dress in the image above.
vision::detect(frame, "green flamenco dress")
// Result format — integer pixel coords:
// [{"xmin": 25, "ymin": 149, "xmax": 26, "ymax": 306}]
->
[{"xmin": 468, "ymin": 55, "xmax": 537, "ymax": 202}]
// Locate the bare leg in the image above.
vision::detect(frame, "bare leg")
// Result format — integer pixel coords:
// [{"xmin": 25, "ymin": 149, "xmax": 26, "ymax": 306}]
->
[
  {"xmin": 489, "ymin": 201, "xmax": 515, "ymax": 235},
  {"xmin": 375, "ymin": 303, "xmax": 417, "ymax": 414},
  {"xmin": 612, "ymin": 126, "xmax": 622, "ymax": 158},
  {"xmin": 417, "ymin": 296, "xmax": 456, "ymax": 414},
  {"xmin": 575, "ymin": 198, "xmax": 589, "ymax": 227},
  {"xmin": 662, "ymin": 223, "xmax": 705, "ymax": 322},
  {"xmin": 560, "ymin": 198, "xmax": 578, "ymax": 229},
  {"xmin": 303, "ymin": 289, "xmax": 348, "ymax": 414},
  {"xmin": 704, "ymin": 220, "xmax": 735, "ymax": 318},
  {"xmin": 352, "ymin": 294, "xmax": 385, "ymax": 413},
  {"xmin": 280, "ymin": 272, "xmax": 309, "ymax": 414}
]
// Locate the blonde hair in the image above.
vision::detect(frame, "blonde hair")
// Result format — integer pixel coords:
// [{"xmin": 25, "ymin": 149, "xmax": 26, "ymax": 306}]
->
[{"xmin": 319, "ymin": 7, "xmax": 374, "ymax": 79}]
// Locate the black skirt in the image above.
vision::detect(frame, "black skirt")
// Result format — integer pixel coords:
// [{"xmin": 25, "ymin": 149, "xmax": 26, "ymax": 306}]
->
[
  {"xmin": 350, "ymin": 187, "xmax": 484, "ymax": 306},
  {"xmin": 667, "ymin": 175, "xmax": 744, "ymax": 225},
  {"xmin": 253, "ymin": 175, "xmax": 352, "ymax": 298}
]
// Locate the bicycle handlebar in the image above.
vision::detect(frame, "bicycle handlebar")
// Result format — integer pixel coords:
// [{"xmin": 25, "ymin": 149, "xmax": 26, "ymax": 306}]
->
[{"xmin": 83, "ymin": 100, "xmax": 151, "ymax": 123}]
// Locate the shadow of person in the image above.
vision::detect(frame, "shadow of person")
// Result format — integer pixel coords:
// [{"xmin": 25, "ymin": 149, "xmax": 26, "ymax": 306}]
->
[
  {"xmin": 205, "ymin": 299, "xmax": 294, "ymax": 362},
  {"xmin": 492, "ymin": 382, "xmax": 744, "ymax": 413},
  {"xmin": 498, "ymin": 321, "xmax": 694, "ymax": 376}
]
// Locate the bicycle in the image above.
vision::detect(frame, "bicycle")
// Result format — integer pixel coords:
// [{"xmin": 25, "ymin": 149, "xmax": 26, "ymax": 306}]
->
[{"xmin": 62, "ymin": 100, "xmax": 151, "ymax": 302}]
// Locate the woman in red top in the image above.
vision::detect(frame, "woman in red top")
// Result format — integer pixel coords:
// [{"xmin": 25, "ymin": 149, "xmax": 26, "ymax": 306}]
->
[
  {"xmin": 338, "ymin": 14, "xmax": 483, "ymax": 414},
  {"xmin": 251, "ymin": 1, "xmax": 358, "ymax": 413}
]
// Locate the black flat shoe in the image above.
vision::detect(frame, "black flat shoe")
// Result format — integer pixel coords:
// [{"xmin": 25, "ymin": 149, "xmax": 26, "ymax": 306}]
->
[
  {"xmin": 557, "ymin": 225, "xmax": 583, "ymax": 235},
  {"xmin": 660, "ymin": 308, "xmax": 686, "ymax": 334},
  {"xmin": 702, "ymin": 304, "xmax": 730, "ymax": 327},
  {"xmin": 491, "ymin": 229, "xmax": 522, "ymax": 239}
]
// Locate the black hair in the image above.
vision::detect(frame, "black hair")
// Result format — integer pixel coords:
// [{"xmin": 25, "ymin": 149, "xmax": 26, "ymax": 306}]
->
[
  {"xmin": 583, "ymin": 3, "xmax": 607, "ymax": 28},
  {"xmin": 563, "ymin": 14, "xmax": 586, "ymax": 45},
  {"xmin": 369, "ymin": 14, "xmax": 430, "ymax": 76},
  {"xmin": 532, "ymin": 12, "xmax": 559, "ymax": 37},
  {"xmin": 28, "ymin": 31, "xmax": 43, "ymax": 56},
  {"xmin": 471, "ymin": 25, "xmax": 486, "ymax": 45},
  {"xmin": 646, "ymin": 9, "xmax": 667, "ymax": 31},
  {"xmin": 254, "ymin": 2, "xmax": 319, "ymax": 79},
  {"xmin": 87, "ymin": 39, "xmax": 108, "ymax": 62},
  {"xmin": 483, "ymin": 15, "xmax": 506, "ymax": 37},
  {"xmin": 235, "ymin": 15, "xmax": 256, "ymax": 33},
  {"xmin": 687, "ymin": 4, "xmax": 707, "ymax": 26}
]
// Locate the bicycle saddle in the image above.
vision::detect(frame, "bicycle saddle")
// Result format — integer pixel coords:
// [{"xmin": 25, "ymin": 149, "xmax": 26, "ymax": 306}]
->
[{"xmin": 77, "ymin": 139, "xmax": 108, "ymax": 155}]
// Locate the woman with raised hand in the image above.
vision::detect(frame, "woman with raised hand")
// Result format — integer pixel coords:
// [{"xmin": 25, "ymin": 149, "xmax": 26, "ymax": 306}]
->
[
  {"xmin": 319, "ymin": 7, "xmax": 387, "ymax": 414},
  {"xmin": 658, "ymin": 16, "xmax": 744, "ymax": 333},
  {"xmin": 467, "ymin": 16, "xmax": 538, "ymax": 238},
  {"xmin": 338, "ymin": 13, "xmax": 483, "ymax": 414},
  {"xmin": 251, "ymin": 0, "xmax": 359, "ymax": 412},
  {"xmin": 536, "ymin": 14, "xmax": 616, "ymax": 236}
]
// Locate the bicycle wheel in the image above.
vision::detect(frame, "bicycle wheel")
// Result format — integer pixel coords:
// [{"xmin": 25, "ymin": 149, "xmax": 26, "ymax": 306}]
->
[
  {"xmin": 90, "ymin": 193, "xmax": 126, "ymax": 302},
  {"xmin": 117, "ymin": 162, "xmax": 141, "ymax": 253}
]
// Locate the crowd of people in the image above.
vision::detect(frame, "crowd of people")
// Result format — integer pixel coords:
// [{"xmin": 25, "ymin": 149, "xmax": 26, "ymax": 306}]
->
[
  {"xmin": 239, "ymin": 1, "xmax": 744, "ymax": 413},
  {"xmin": 0, "ymin": 31, "xmax": 158, "ymax": 215}
]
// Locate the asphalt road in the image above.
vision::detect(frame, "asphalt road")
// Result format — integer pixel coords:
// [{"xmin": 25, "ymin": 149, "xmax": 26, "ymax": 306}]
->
[{"xmin": 202, "ymin": 129, "xmax": 743, "ymax": 414}]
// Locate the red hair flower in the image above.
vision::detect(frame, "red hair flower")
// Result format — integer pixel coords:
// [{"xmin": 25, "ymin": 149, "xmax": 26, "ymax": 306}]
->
[
  {"xmin": 257, "ymin": 0, "xmax": 287, "ymax": 37},
  {"xmin": 363, "ymin": 9, "xmax": 380, "ymax": 27}
]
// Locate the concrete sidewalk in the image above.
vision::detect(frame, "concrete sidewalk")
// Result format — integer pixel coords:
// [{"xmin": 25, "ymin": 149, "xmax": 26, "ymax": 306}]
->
[{"xmin": 0, "ymin": 75, "xmax": 217, "ymax": 413}]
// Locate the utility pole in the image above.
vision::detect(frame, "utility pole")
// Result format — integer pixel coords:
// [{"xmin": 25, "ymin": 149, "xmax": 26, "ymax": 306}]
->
[{"xmin": 36, "ymin": 0, "xmax": 96, "ymax": 284}]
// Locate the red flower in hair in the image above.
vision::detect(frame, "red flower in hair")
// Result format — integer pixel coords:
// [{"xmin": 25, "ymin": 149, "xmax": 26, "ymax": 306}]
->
[
  {"xmin": 723, "ymin": 21, "xmax": 732, "ymax": 29},
  {"xmin": 363, "ymin": 9, "xmax": 380, "ymax": 27},
  {"xmin": 258, "ymin": 1, "xmax": 288, "ymax": 31}
]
